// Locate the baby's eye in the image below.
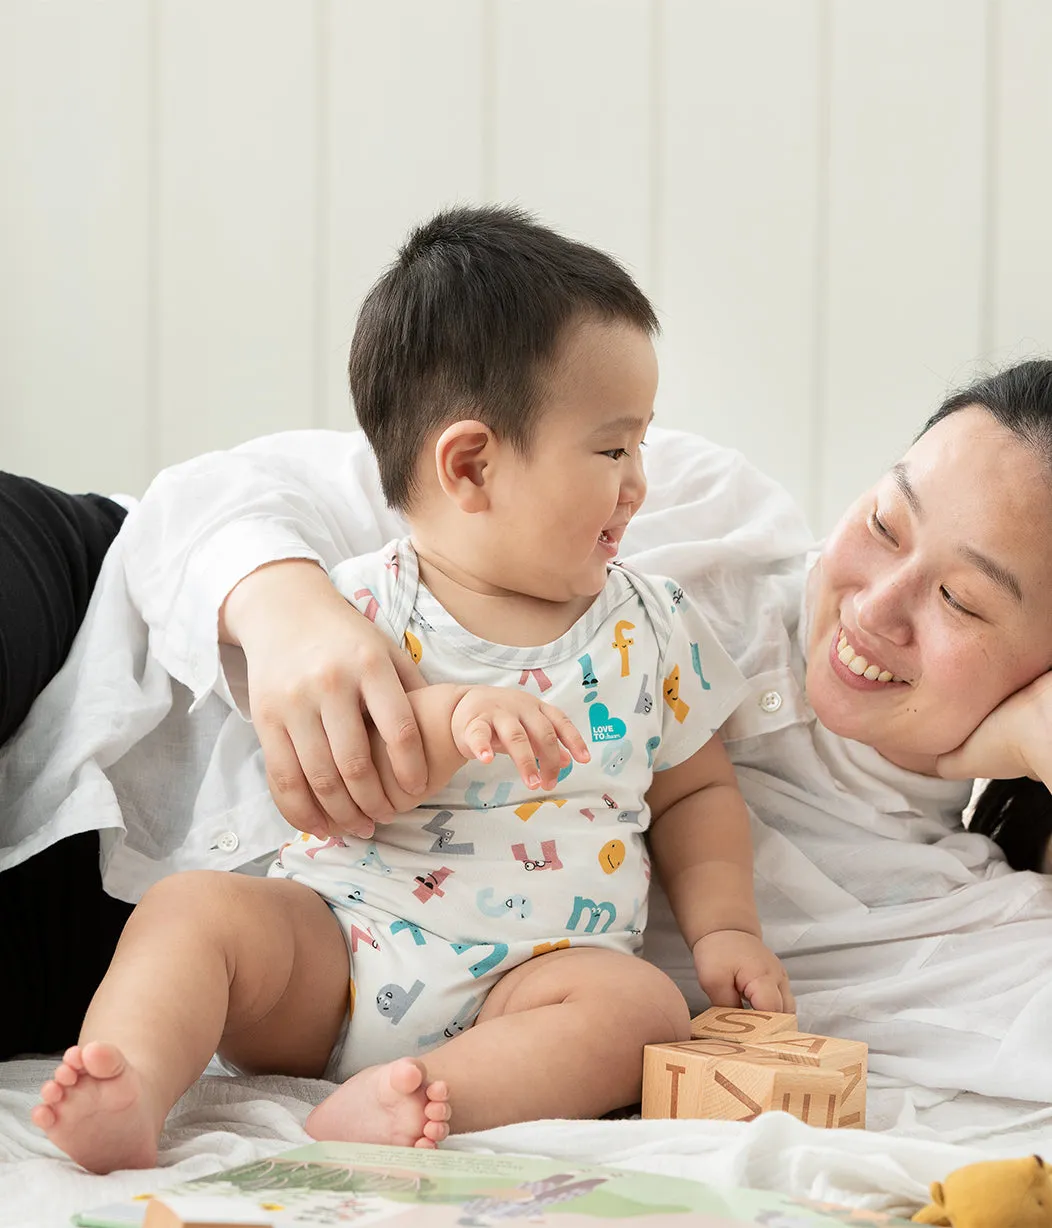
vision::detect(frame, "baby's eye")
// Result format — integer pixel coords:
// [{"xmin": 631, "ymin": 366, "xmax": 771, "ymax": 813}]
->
[{"xmin": 601, "ymin": 448, "xmax": 629, "ymax": 460}]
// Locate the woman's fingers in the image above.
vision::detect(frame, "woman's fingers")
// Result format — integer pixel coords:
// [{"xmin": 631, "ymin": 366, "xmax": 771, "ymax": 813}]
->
[
  {"xmin": 365, "ymin": 652, "xmax": 429, "ymax": 798},
  {"xmin": 316, "ymin": 703, "xmax": 395, "ymax": 827},
  {"xmin": 261, "ymin": 724, "xmax": 374, "ymax": 840}
]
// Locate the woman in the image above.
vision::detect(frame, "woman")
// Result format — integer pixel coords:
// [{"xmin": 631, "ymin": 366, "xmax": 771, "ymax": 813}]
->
[{"xmin": 4, "ymin": 361, "xmax": 1052, "ymax": 1102}]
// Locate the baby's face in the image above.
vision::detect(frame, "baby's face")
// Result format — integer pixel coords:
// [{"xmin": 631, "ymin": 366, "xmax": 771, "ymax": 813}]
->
[{"xmin": 486, "ymin": 318, "xmax": 657, "ymax": 603}]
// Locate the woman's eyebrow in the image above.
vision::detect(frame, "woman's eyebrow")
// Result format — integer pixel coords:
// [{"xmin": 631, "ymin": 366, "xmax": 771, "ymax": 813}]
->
[
  {"xmin": 893, "ymin": 462, "xmax": 1023, "ymax": 603},
  {"xmin": 960, "ymin": 546, "xmax": 1023, "ymax": 604},
  {"xmin": 891, "ymin": 463, "xmax": 923, "ymax": 516}
]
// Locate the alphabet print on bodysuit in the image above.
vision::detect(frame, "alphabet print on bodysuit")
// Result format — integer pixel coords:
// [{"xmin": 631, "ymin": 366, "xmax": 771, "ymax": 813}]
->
[
  {"xmin": 417, "ymin": 992, "xmax": 484, "ymax": 1048},
  {"xmin": 612, "ymin": 621, "xmax": 635, "ymax": 676},
  {"xmin": 451, "ymin": 940, "xmax": 509, "ymax": 977},
  {"xmin": 376, "ymin": 978, "xmax": 424, "ymax": 1024},
  {"xmin": 422, "ymin": 810, "xmax": 475, "ymax": 856},
  {"xmin": 690, "ymin": 641, "xmax": 712, "ymax": 691},
  {"xmin": 477, "ymin": 887, "xmax": 532, "ymax": 920},
  {"xmin": 353, "ymin": 842, "xmax": 393, "ymax": 875},
  {"xmin": 465, "ymin": 781, "xmax": 513, "ymax": 811}
]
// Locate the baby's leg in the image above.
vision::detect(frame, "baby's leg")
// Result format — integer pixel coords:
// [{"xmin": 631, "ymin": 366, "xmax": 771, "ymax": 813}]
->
[
  {"xmin": 33, "ymin": 871, "xmax": 348, "ymax": 1173},
  {"xmin": 307, "ymin": 948, "xmax": 688, "ymax": 1140}
]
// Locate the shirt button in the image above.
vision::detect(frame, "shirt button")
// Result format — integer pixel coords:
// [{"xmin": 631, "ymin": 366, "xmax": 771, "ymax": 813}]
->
[
  {"xmin": 215, "ymin": 831, "xmax": 240, "ymax": 853},
  {"xmin": 759, "ymin": 689, "xmax": 783, "ymax": 714}
]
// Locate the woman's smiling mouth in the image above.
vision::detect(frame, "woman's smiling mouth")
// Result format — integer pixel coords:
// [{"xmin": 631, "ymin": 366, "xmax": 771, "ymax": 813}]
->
[{"xmin": 831, "ymin": 626, "xmax": 907, "ymax": 687}]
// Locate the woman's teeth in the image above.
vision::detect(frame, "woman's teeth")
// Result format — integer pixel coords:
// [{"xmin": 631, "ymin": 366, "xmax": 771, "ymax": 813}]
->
[{"xmin": 837, "ymin": 631, "xmax": 904, "ymax": 684}]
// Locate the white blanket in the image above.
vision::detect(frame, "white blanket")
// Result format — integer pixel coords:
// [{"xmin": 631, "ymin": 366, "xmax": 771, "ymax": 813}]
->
[{"xmin": 4, "ymin": 1059, "xmax": 1052, "ymax": 1228}]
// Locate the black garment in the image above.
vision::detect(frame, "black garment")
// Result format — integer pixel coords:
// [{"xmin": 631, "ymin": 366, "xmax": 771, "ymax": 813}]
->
[
  {"xmin": 0, "ymin": 474, "xmax": 132, "ymax": 1058},
  {"xmin": 0, "ymin": 473, "xmax": 126, "ymax": 744},
  {"xmin": 1, "ymin": 831, "xmax": 133, "ymax": 1057}
]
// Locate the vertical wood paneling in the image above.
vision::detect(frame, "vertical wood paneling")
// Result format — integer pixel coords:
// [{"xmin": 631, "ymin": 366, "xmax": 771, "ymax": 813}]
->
[
  {"xmin": 819, "ymin": 1, "xmax": 988, "ymax": 530},
  {"xmin": 321, "ymin": 0, "xmax": 486, "ymax": 429},
  {"xmin": 657, "ymin": 0, "xmax": 824, "ymax": 522},
  {"xmin": 490, "ymin": 0, "xmax": 653, "ymax": 283},
  {"xmin": 0, "ymin": 1, "xmax": 150, "ymax": 493},
  {"xmin": 991, "ymin": 1, "xmax": 1052, "ymax": 359},
  {"xmin": 155, "ymin": 0, "xmax": 317, "ymax": 466}
]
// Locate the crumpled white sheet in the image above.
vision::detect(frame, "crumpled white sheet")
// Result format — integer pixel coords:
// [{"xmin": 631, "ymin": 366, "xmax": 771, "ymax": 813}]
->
[{"xmin": 4, "ymin": 1060, "xmax": 1052, "ymax": 1228}]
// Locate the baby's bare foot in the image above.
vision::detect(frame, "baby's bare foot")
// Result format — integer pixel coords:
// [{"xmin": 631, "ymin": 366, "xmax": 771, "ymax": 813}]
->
[
  {"xmin": 305, "ymin": 1056, "xmax": 451, "ymax": 1148},
  {"xmin": 31, "ymin": 1042, "xmax": 160, "ymax": 1174}
]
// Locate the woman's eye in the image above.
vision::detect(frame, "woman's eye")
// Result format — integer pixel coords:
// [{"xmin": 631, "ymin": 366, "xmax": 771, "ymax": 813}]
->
[
  {"xmin": 940, "ymin": 586, "xmax": 976, "ymax": 617},
  {"xmin": 601, "ymin": 448, "xmax": 629, "ymax": 460},
  {"xmin": 870, "ymin": 511, "xmax": 896, "ymax": 544}
]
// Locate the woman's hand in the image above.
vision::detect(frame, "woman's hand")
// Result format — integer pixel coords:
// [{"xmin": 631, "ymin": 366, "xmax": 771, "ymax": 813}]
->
[
  {"xmin": 451, "ymin": 687, "xmax": 591, "ymax": 791},
  {"xmin": 220, "ymin": 560, "xmax": 427, "ymax": 839},
  {"xmin": 936, "ymin": 670, "xmax": 1052, "ymax": 788},
  {"xmin": 693, "ymin": 930, "xmax": 795, "ymax": 1014}
]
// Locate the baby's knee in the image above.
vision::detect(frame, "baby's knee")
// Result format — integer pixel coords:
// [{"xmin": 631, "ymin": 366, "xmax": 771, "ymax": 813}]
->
[
  {"xmin": 134, "ymin": 868, "xmax": 250, "ymax": 928},
  {"xmin": 620, "ymin": 959, "xmax": 691, "ymax": 1042}
]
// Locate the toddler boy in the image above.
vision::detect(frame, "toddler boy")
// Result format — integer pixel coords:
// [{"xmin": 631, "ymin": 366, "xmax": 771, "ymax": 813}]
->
[{"xmin": 35, "ymin": 206, "xmax": 791, "ymax": 1173}]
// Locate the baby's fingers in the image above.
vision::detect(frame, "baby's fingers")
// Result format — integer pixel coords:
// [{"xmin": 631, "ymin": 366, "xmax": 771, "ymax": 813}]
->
[
  {"xmin": 541, "ymin": 704, "xmax": 591, "ymax": 766},
  {"xmin": 740, "ymin": 970, "xmax": 792, "ymax": 1013},
  {"xmin": 492, "ymin": 712, "xmax": 543, "ymax": 788},
  {"xmin": 459, "ymin": 717, "xmax": 496, "ymax": 766}
]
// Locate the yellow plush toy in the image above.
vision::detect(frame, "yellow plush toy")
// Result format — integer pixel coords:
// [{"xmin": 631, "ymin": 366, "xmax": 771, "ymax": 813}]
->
[{"xmin": 912, "ymin": 1155, "xmax": 1052, "ymax": 1226}]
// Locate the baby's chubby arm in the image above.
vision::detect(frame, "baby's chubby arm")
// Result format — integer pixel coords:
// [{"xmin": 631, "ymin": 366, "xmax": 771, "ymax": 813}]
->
[
  {"xmin": 646, "ymin": 738, "xmax": 794, "ymax": 1012},
  {"xmin": 368, "ymin": 684, "xmax": 591, "ymax": 813}
]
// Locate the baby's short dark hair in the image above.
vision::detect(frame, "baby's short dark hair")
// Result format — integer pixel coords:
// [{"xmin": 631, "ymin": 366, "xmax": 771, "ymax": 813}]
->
[{"xmin": 349, "ymin": 204, "xmax": 659, "ymax": 510}]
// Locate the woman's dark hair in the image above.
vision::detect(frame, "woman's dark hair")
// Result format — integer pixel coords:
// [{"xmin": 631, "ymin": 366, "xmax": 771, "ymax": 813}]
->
[
  {"xmin": 920, "ymin": 360, "xmax": 1052, "ymax": 872},
  {"xmin": 349, "ymin": 204, "xmax": 659, "ymax": 511}
]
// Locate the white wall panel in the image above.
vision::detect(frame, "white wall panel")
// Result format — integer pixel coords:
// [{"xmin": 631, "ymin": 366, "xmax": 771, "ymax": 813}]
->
[
  {"xmin": 657, "ymin": 0, "xmax": 824, "ymax": 522},
  {"xmin": 322, "ymin": 0, "xmax": 486, "ymax": 429},
  {"xmin": 0, "ymin": 0, "xmax": 150, "ymax": 494},
  {"xmin": 490, "ymin": 0, "xmax": 653, "ymax": 282},
  {"xmin": 990, "ymin": 0, "xmax": 1052, "ymax": 359},
  {"xmin": 155, "ymin": 0, "xmax": 318, "ymax": 466},
  {"xmin": 7, "ymin": 2, "xmax": 1052, "ymax": 527},
  {"xmin": 820, "ymin": 0, "xmax": 988, "ymax": 530}
]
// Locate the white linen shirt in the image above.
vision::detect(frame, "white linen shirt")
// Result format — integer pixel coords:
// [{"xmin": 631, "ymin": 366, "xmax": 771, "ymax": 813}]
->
[{"xmin": 6, "ymin": 426, "xmax": 1052, "ymax": 1103}]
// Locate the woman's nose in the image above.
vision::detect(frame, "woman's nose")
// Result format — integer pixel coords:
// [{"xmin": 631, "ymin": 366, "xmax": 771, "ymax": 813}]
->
[{"xmin": 854, "ymin": 570, "xmax": 913, "ymax": 646}]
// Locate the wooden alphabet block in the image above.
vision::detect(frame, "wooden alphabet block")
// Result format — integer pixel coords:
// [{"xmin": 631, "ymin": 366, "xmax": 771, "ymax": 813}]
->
[
  {"xmin": 643, "ymin": 1010, "xmax": 868, "ymax": 1129},
  {"xmin": 688, "ymin": 1006, "xmax": 798, "ymax": 1042},
  {"xmin": 642, "ymin": 1040, "xmax": 845, "ymax": 1127},
  {"xmin": 738, "ymin": 1031, "xmax": 868, "ymax": 1128}
]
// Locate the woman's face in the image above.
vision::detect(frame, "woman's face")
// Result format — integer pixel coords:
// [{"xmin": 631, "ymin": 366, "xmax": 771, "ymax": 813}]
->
[{"xmin": 806, "ymin": 405, "xmax": 1052, "ymax": 772}]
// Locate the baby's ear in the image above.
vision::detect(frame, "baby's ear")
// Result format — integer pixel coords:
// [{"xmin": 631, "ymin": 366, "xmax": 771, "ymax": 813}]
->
[{"xmin": 433, "ymin": 419, "xmax": 494, "ymax": 513}]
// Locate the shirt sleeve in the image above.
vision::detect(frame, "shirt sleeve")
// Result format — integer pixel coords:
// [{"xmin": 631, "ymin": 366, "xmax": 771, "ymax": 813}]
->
[
  {"xmin": 651, "ymin": 581, "xmax": 751, "ymax": 773},
  {"xmin": 119, "ymin": 431, "xmax": 406, "ymax": 704}
]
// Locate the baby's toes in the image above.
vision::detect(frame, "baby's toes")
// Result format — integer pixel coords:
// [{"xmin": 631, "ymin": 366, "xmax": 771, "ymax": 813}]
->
[
  {"xmin": 61, "ymin": 1045, "xmax": 86, "ymax": 1073},
  {"xmin": 30, "ymin": 1103, "xmax": 58, "ymax": 1131},
  {"xmin": 413, "ymin": 1135, "xmax": 439, "ymax": 1149},
  {"xmin": 422, "ymin": 1118, "xmax": 450, "ymax": 1143},
  {"xmin": 423, "ymin": 1098, "xmax": 451, "ymax": 1124},
  {"xmin": 38, "ymin": 1079, "xmax": 66, "ymax": 1107},
  {"xmin": 52, "ymin": 1062, "xmax": 79, "ymax": 1088}
]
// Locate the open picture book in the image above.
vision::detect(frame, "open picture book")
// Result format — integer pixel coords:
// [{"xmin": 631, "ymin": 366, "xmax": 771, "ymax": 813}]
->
[{"xmin": 74, "ymin": 1139, "xmax": 913, "ymax": 1226}]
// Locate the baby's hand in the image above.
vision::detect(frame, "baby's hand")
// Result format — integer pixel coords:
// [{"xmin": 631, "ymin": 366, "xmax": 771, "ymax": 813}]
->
[
  {"xmin": 692, "ymin": 930, "xmax": 795, "ymax": 1013},
  {"xmin": 451, "ymin": 687, "xmax": 591, "ymax": 791}
]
